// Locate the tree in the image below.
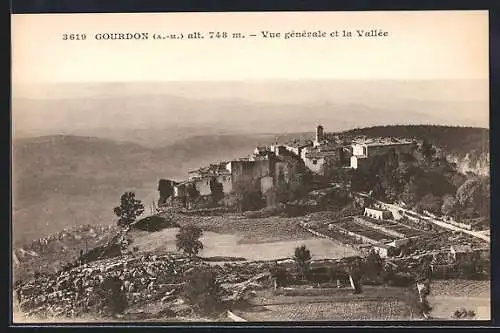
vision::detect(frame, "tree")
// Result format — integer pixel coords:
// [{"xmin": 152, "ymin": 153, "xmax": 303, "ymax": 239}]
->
[
  {"xmin": 441, "ymin": 194, "xmax": 457, "ymax": 216},
  {"xmin": 113, "ymin": 192, "xmax": 144, "ymax": 228},
  {"xmin": 401, "ymin": 177, "xmax": 419, "ymax": 207},
  {"xmin": 416, "ymin": 194, "xmax": 443, "ymax": 215},
  {"xmin": 347, "ymin": 258, "xmax": 364, "ymax": 294},
  {"xmin": 294, "ymin": 245, "xmax": 312, "ymax": 281},
  {"xmin": 182, "ymin": 267, "xmax": 223, "ymax": 313},
  {"xmin": 419, "ymin": 140, "xmax": 436, "ymax": 164},
  {"xmin": 176, "ymin": 224, "xmax": 204, "ymax": 256},
  {"xmin": 363, "ymin": 250, "xmax": 384, "ymax": 283},
  {"xmin": 158, "ymin": 179, "xmax": 175, "ymax": 206},
  {"xmin": 455, "ymin": 177, "xmax": 490, "ymax": 218}
]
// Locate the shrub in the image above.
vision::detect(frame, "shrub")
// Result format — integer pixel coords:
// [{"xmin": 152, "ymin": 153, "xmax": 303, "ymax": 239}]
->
[
  {"xmin": 101, "ymin": 276, "xmax": 128, "ymax": 316},
  {"xmin": 294, "ymin": 245, "xmax": 312, "ymax": 280}
]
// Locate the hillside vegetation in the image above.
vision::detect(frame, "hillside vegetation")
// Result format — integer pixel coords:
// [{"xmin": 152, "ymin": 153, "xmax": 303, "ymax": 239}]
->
[{"xmin": 341, "ymin": 125, "xmax": 489, "ymax": 175}]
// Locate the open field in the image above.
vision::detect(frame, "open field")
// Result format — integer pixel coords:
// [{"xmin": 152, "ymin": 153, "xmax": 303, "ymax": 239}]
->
[
  {"xmin": 166, "ymin": 213, "xmax": 314, "ymax": 244},
  {"xmin": 128, "ymin": 227, "xmax": 359, "ymax": 261}
]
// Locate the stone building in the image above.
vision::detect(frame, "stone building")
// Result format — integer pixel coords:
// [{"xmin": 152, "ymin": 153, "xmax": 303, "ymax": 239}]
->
[
  {"xmin": 350, "ymin": 137, "xmax": 416, "ymax": 169},
  {"xmin": 364, "ymin": 207, "xmax": 393, "ymax": 220}
]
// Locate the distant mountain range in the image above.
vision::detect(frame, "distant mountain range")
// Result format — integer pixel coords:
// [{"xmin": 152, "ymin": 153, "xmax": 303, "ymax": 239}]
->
[{"xmin": 13, "ymin": 79, "xmax": 488, "ymax": 146}]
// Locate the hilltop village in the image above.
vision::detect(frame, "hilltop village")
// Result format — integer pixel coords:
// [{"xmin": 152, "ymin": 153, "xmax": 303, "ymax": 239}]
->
[
  {"xmin": 164, "ymin": 125, "xmax": 416, "ymax": 210},
  {"xmin": 156, "ymin": 125, "xmax": 489, "ymax": 260}
]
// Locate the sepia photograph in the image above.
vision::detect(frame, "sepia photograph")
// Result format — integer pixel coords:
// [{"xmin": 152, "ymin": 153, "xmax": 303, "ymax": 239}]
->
[{"xmin": 11, "ymin": 10, "xmax": 490, "ymax": 323}]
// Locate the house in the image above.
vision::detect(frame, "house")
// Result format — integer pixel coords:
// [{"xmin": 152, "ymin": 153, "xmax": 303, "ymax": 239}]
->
[
  {"xmin": 350, "ymin": 137, "xmax": 416, "ymax": 169},
  {"xmin": 302, "ymin": 150, "xmax": 336, "ymax": 174},
  {"xmin": 215, "ymin": 171, "xmax": 233, "ymax": 194},
  {"xmin": 301, "ymin": 145, "xmax": 351, "ymax": 175},
  {"xmin": 173, "ymin": 180, "xmax": 192, "ymax": 198},
  {"xmin": 283, "ymin": 139, "xmax": 313, "ymax": 157},
  {"xmin": 193, "ymin": 177, "xmax": 213, "ymax": 196},
  {"xmin": 449, "ymin": 245, "xmax": 473, "ymax": 262},
  {"xmin": 364, "ymin": 208, "xmax": 393, "ymax": 220}
]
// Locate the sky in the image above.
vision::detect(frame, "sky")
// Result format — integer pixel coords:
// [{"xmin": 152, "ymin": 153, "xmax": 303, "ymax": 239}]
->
[
  {"xmin": 12, "ymin": 10, "xmax": 488, "ymax": 87},
  {"xmin": 11, "ymin": 11, "xmax": 489, "ymax": 136}
]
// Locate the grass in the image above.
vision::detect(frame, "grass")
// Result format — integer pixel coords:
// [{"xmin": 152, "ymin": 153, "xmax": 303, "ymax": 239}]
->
[
  {"xmin": 167, "ymin": 213, "xmax": 315, "ymax": 244},
  {"xmin": 127, "ymin": 227, "xmax": 358, "ymax": 261}
]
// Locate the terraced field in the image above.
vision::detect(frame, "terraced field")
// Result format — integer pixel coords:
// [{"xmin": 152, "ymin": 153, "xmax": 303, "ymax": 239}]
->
[
  {"xmin": 234, "ymin": 280, "xmax": 491, "ymax": 321},
  {"xmin": 359, "ymin": 216, "xmax": 425, "ymax": 238},
  {"xmin": 235, "ymin": 286, "xmax": 415, "ymax": 321},
  {"xmin": 238, "ymin": 300, "xmax": 412, "ymax": 321},
  {"xmin": 338, "ymin": 222, "xmax": 396, "ymax": 242}
]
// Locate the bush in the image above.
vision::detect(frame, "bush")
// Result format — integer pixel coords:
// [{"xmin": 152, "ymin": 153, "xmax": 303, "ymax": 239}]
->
[
  {"xmin": 270, "ymin": 264, "xmax": 289, "ymax": 288},
  {"xmin": 182, "ymin": 267, "xmax": 223, "ymax": 314},
  {"xmin": 176, "ymin": 225, "xmax": 204, "ymax": 256},
  {"xmin": 453, "ymin": 308, "xmax": 476, "ymax": 319},
  {"xmin": 132, "ymin": 215, "xmax": 179, "ymax": 232},
  {"xmin": 101, "ymin": 276, "xmax": 128, "ymax": 316}
]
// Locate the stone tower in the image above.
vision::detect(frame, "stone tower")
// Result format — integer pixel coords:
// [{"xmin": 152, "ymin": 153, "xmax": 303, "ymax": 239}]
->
[{"xmin": 315, "ymin": 125, "xmax": 324, "ymax": 146}]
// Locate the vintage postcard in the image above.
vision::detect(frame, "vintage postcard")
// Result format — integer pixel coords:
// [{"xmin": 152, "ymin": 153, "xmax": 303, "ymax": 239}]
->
[{"xmin": 11, "ymin": 10, "xmax": 490, "ymax": 323}]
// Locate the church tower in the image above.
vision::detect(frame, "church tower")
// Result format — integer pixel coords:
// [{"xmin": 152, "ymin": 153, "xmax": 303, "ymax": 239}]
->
[{"xmin": 315, "ymin": 125, "xmax": 324, "ymax": 147}]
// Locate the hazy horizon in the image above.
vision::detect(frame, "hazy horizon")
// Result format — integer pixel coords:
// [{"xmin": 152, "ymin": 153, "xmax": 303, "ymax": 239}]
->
[
  {"xmin": 12, "ymin": 79, "xmax": 489, "ymax": 145},
  {"xmin": 12, "ymin": 11, "xmax": 488, "ymax": 143}
]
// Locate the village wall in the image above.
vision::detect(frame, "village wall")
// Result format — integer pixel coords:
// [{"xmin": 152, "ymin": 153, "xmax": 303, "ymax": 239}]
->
[
  {"xmin": 354, "ymin": 216, "xmax": 405, "ymax": 239},
  {"xmin": 194, "ymin": 178, "xmax": 212, "ymax": 196}
]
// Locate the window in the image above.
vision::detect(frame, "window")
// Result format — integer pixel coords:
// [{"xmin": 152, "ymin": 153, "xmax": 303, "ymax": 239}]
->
[{"xmin": 312, "ymin": 159, "xmax": 317, "ymax": 165}]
